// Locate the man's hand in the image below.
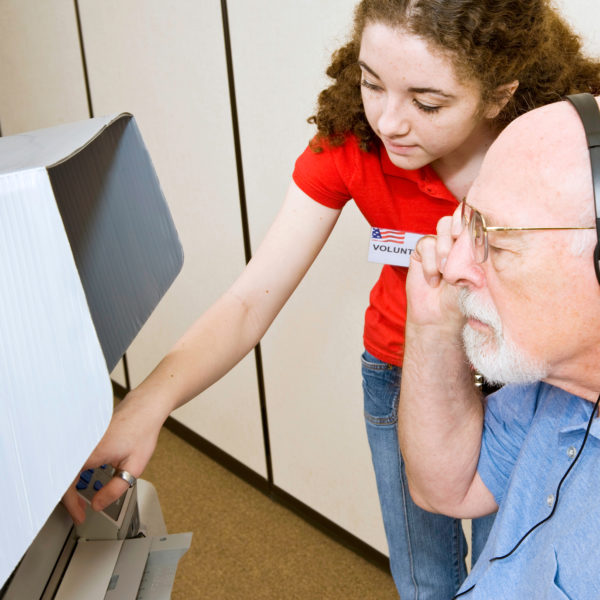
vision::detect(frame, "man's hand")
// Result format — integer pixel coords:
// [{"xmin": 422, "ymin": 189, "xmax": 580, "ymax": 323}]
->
[{"xmin": 407, "ymin": 208, "xmax": 464, "ymax": 330}]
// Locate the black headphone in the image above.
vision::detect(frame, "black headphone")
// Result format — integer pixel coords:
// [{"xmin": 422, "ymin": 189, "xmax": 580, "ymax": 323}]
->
[{"xmin": 565, "ymin": 93, "xmax": 600, "ymax": 285}]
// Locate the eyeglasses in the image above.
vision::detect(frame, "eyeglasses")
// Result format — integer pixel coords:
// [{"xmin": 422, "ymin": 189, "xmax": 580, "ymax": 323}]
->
[{"xmin": 460, "ymin": 199, "xmax": 595, "ymax": 263}]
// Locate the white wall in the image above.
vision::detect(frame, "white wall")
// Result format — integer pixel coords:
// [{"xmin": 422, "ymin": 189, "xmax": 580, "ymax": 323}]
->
[{"xmin": 555, "ymin": 0, "xmax": 600, "ymax": 54}]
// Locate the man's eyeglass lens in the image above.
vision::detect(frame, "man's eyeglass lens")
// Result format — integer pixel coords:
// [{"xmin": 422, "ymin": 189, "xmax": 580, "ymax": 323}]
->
[{"xmin": 461, "ymin": 201, "xmax": 487, "ymax": 263}]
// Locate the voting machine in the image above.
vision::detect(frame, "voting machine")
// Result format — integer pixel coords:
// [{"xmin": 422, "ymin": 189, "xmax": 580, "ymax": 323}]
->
[{"xmin": 0, "ymin": 114, "xmax": 189, "ymax": 598}]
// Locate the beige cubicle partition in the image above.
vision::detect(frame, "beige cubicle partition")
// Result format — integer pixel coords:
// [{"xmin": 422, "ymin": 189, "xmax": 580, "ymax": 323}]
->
[
  {"xmin": 0, "ymin": 0, "xmax": 396, "ymax": 558},
  {"xmin": 76, "ymin": 0, "xmax": 268, "ymax": 478},
  {"xmin": 3, "ymin": 0, "xmax": 598, "ymax": 562},
  {"xmin": 74, "ymin": 0, "xmax": 387, "ymax": 550},
  {"xmin": 0, "ymin": 0, "xmax": 89, "ymax": 135},
  {"xmin": 226, "ymin": 0, "xmax": 387, "ymax": 553}
]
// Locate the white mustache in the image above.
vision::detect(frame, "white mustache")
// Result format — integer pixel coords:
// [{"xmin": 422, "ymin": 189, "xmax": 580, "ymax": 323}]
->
[{"xmin": 457, "ymin": 288, "xmax": 502, "ymax": 336}]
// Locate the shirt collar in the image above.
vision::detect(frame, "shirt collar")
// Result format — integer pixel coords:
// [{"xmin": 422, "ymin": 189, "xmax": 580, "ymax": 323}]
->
[
  {"xmin": 559, "ymin": 396, "xmax": 600, "ymax": 441},
  {"xmin": 378, "ymin": 143, "xmax": 457, "ymax": 203}
]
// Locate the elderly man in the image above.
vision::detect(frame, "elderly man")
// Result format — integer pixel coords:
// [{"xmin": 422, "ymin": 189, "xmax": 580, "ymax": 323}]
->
[{"xmin": 398, "ymin": 94, "xmax": 600, "ymax": 598}]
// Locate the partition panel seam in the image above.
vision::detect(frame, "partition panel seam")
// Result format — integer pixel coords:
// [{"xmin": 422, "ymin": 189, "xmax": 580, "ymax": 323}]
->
[{"xmin": 220, "ymin": 0, "xmax": 274, "ymax": 487}]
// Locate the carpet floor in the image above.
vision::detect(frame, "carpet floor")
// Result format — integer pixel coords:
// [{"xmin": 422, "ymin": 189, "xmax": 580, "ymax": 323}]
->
[{"xmin": 142, "ymin": 427, "xmax": 398, "ymax": 599}]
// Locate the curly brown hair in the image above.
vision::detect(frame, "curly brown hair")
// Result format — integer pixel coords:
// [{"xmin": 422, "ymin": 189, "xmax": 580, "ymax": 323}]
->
[{"xmin": 309, "ymin": 0, "xmax": 600, "ymax": 151}]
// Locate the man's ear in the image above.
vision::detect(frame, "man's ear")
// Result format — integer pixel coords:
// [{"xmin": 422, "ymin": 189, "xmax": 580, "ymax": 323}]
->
[{"xmin": 484, "ymin": 80, "xmax": 519, "ymax": 119}]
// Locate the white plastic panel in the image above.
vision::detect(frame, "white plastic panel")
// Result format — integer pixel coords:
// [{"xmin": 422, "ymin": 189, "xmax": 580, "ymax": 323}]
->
[
  {"xmin": 228, "ymin": 0, "xmax": 388, "ymax": 553},
  {"xmin": 0, "ymin": 168, "xmax": 112, "ymax": 586},
  {"xmin": 0, "ymin": 0, "xmax": 89, "ymax": 135},
  {"xmin": 77, "ymin": 0, "xmax": 267, "ymax": 477}
]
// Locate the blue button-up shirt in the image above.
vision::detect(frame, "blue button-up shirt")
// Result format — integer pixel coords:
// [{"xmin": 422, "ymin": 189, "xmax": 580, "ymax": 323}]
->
[{"xmin": 457, "ymin": 382, "xmax": 600, "ymax": 598}]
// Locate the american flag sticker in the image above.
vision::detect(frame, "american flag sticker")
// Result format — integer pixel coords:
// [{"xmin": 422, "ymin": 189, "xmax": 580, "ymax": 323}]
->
[{"xmin": 368, "ymin": 227, "xmax": 424, "ymax": 267}]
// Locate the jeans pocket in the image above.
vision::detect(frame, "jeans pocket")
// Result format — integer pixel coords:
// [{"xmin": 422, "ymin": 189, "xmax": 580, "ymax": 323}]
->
[{"xmin": 361, "ymin": 351, "xmax": 402, "ymax": 425}]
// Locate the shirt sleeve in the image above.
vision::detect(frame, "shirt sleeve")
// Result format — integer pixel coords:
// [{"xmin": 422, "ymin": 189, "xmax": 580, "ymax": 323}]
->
[
  {"xmin": 478, "ymin": 383, "xmax": 541, "ymax": 505},
  {"xmin": 292, "ymin": 141, "xmax": 353, "ymax": 210}
]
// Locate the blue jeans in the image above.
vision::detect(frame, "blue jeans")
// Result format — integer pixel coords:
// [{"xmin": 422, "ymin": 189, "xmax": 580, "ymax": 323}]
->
[{"xmin": 361, "ymin": 350, "xmax": 495, "ymax": 599}]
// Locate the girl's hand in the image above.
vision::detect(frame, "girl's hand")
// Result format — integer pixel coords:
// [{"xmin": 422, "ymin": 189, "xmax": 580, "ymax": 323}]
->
[{"xmin": 62, "ymin": 391, "xmax": 163, "ymax": 523}]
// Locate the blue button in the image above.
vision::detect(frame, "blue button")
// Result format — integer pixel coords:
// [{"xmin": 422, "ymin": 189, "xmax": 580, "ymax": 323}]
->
[
  {"xmin": 76, "ymin": 480, "xmax": 87, "ymax": 490},
  {"xmin": 93, "ymin": 480, "xmax": 103, "ymax": 491}
]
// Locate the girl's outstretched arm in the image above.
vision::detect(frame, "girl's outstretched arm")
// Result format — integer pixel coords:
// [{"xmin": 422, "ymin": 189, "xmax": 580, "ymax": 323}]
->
[{"xmin": 63, "ymin": 181, "xmax": 341, "ymax": 520}]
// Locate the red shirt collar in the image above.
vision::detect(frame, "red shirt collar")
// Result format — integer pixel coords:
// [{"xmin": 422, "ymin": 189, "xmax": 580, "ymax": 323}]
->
[{"xmin": 379, "ymin": 144, "xmax": 458, "ymax": 204}]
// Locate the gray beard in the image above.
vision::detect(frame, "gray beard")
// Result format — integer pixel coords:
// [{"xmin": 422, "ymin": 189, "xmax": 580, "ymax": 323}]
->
[{"xmin": 458, "ymin": 288, "xmax": 549, "ymax": 386}]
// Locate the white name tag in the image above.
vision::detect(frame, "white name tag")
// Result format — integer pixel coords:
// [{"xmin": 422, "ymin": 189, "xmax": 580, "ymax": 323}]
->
[{"xmin": 368, "ymin": 227, "xmax": 424, "ymax": 267}]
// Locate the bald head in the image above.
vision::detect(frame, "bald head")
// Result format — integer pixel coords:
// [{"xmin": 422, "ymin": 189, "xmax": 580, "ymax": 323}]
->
[{"xmin": 470, "ymin": 98, "xmax": 596, "ymax": 228}]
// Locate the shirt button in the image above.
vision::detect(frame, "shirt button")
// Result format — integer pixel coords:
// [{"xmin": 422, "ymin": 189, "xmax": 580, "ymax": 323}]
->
[
  {"xmin": 546, "ymin": 494, "xmax": 555, "ymax": 507},
  {"xmin": 567, "ymin": 446, "xmax": 576, "ymax": 459}
]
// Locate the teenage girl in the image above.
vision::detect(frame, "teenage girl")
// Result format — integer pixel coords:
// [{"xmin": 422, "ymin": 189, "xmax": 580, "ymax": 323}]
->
[{"xmin": 64, "ymin": 1, "xmax": 600, "ymax": 597}]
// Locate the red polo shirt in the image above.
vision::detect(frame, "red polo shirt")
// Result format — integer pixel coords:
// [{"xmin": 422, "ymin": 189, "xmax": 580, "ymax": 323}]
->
[{"xmin": 293, "ymin": 134, "xmax": 458, "ymax": 365}]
